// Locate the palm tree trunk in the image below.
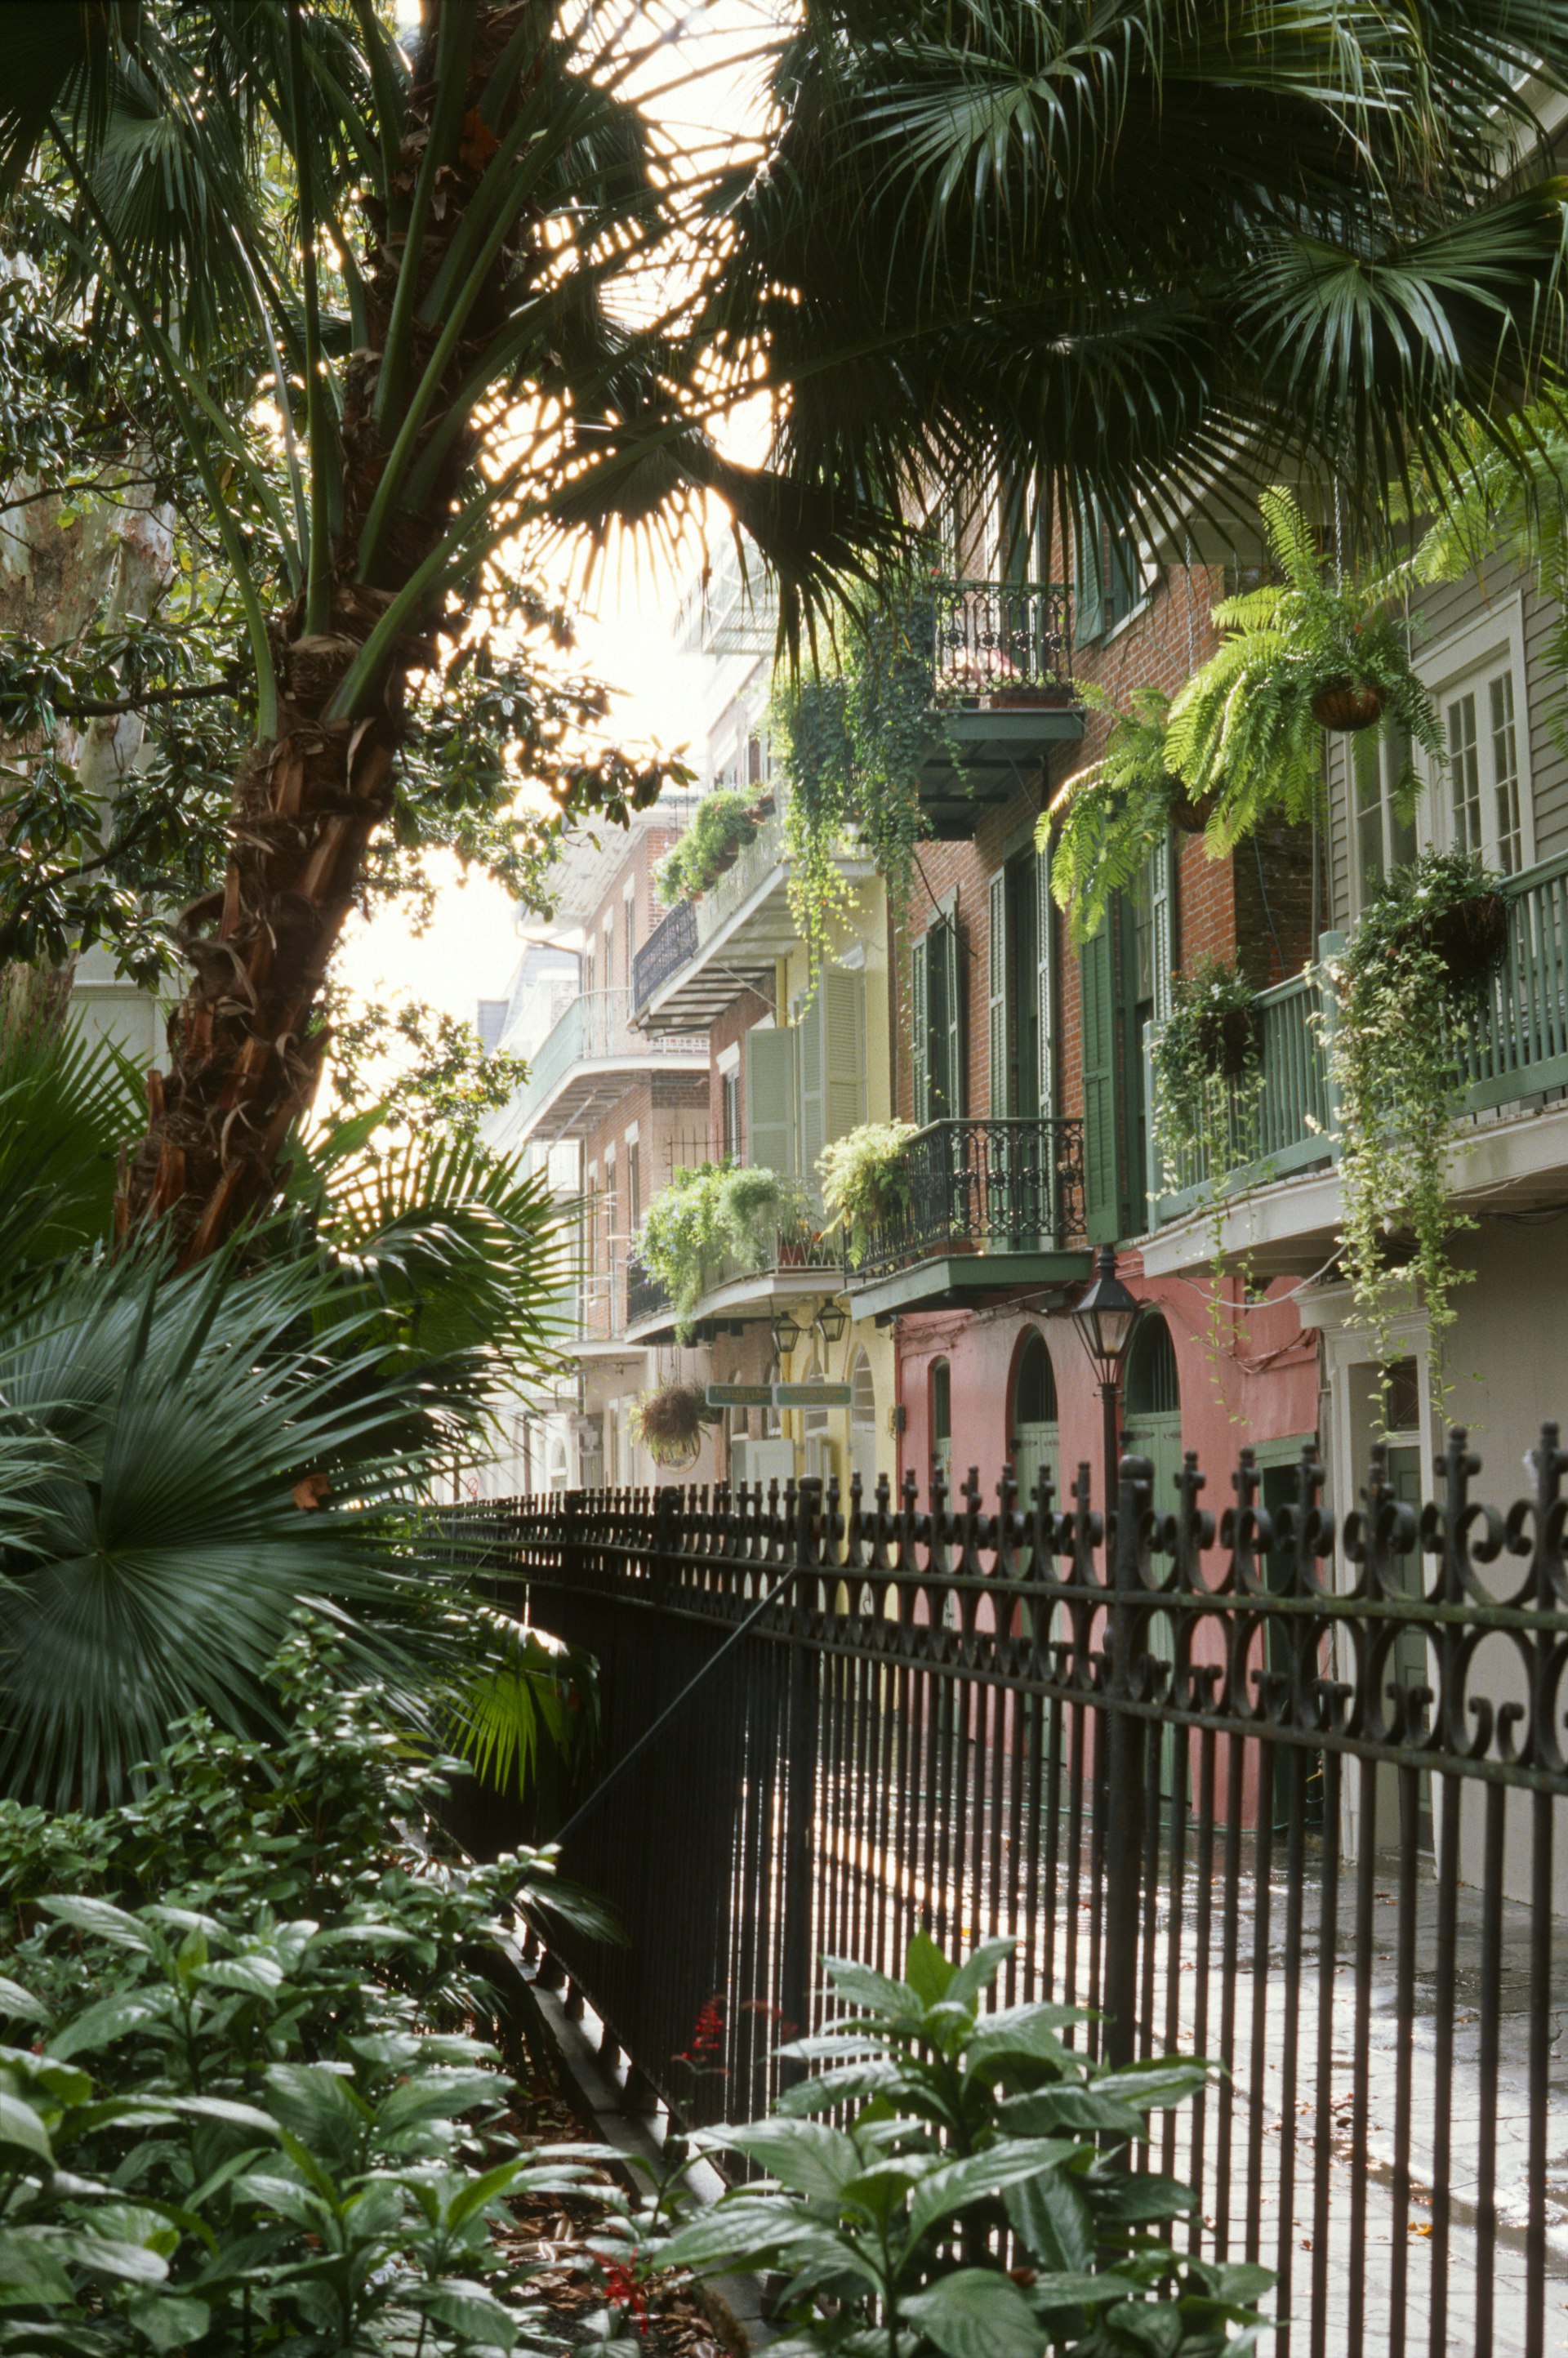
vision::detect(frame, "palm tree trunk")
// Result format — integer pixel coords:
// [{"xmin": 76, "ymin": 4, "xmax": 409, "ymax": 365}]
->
[{"xmin": 118, "ymin": 2, "xmax": 528, "ymax": 1259}]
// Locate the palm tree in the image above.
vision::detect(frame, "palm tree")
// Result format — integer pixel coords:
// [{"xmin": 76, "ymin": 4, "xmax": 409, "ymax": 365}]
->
[
  {"xmin": 0, "ymin": 1, "xmax": 876, "ymax": 1261},
  {"xmin": 710, "ymin": 2, "xmax": 1568, "ymax": 553}
]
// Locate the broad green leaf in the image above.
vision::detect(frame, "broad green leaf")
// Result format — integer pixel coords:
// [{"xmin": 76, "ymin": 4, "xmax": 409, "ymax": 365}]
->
[
  {"xmin": 1094, "ymin": 2173, "xmax": 1197, "ymax": 2224},
  {"xmin": 840, "ymin": 2157, "xmax": 930, "ymax": 2221},
  {"xmin": 1004, "ymin": 2165, "xmax": 1094, "ymax": 2271},
  {"xmin": 0, "ymin": 1981, "xmax": 44, "ymax": 2024},
  {"xmin": 907, "ymin": 2141, "xmax": 1076, "ymax": 2245},
  {"xmin": 822, "ymin": 1959, "xmax": 915, "ymax": 2016},
  {"xmin": 900, "ymin": 2267, "xmax": 1044, "ymax": 2358},
  {"xmin": 0, "ymin": 2230, "xmax": 75, "ymax": 2307},
  {"xmin": 657, "ymin": 2199, "xmax": 828, "ymax": 2274},
  {"xmin": 196, "ymin": 1955, "xmax": 285, "ymax": 1997},
  {"xmin": 51, "ymin": 2232, "xmax": 167, "ymax": 2284},
  {"xmin": 965, "ymin": 2008, "xmax": 1077, "ymax": 2075},
  {"xmin": 947, "ymin": 1938, "xmax": 1018, "ymax": 2011},
  {"xmin": 902, "ymin": 1932, "xmax": 956, "ymax": 2007},
  {"xmin": 408, "ymin": 2277, "xmax": 518, "ymax": 2347},
  {"xmin": 48, "ymin": 1995, "xmax": 167, "ymax": 2061},
  {"xmin": 996, "ymin": 2088, "xmax": 1146, "ymax": 2139},
  {"xmin": 39, "ymin": 1898, "xmax": 152, "ymax": 1953},
  {"xmin": 777, "ymin": 2059, "xmax": 902, "ymax": 2116},
  {"xmin": 1093, "ymin": 2062, "xmax": 1210, "ymax": 2110},
  {"xmin": 125, "ymin": 2293, "xmax": 212, "ymax": 2351},
  {"xmin": 722, "ymin": 2120, "xmax": 862, "ymax": 2201},
  {"xmin": 0, "ymin": 2092, "xmax": 52, "ymax": 2165}
]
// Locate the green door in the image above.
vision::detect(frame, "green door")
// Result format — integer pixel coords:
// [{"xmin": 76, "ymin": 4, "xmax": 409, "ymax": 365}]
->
[
  {"xmin": 1120, "ymin": 1317, "xmax": 1182, "ymax": 1803},
  {"xmin": 1080, "ymin": 920, "xmax": 1120, "ymax": 1243}
]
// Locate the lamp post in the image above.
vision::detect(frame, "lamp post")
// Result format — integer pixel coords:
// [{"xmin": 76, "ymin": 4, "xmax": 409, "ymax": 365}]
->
[{"xmin": 1070, "ymin": 1246, "xmax": 1140, "ymax": 1509}]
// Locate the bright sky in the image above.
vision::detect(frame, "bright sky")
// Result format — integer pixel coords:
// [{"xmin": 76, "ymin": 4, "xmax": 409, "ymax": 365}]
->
[{"xmin": 337, "ymin": 1, "xmax": 777, "ymax": 1033}]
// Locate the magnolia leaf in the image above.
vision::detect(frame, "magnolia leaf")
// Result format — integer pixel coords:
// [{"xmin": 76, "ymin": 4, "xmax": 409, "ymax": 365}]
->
[{"xmin": 900, "ymin": 2267, "xmax": 1045, "ymax": 2358}]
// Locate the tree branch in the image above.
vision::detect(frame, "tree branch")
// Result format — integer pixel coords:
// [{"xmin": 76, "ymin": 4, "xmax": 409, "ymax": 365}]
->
[{"xmin": 57, "ymin": 680, "xmax": 238, "ymax": 718}]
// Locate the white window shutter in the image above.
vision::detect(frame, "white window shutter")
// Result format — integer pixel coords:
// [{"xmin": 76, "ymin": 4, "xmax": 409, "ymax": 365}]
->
[
  {"xmin": 1035, "ymin": 845, "xmax": 1055, "ymax": 1121},
  {"xmin": 823, "ymin": 969, "xmax": 866, "ymax": 1145},
  {"xmin": 744, "ymin": 1029, "xmax": 796, "ymax": 1178},
  {"xmin": 987, "ymin": 870, "xmax": 1009, "ymax": 1117},
  {"xmin": 911, "ymin": 934, "xmax": 930, "ymax": 1127}
]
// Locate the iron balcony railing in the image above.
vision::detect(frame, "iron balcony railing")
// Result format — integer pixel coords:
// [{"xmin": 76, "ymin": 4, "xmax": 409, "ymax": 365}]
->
[
  {"xmin": 624, "ymin": 1253, "xmax": 670, "ymax": 1330},
  {"xmin": 922, "ymin": 577, "xmax": 1073, "ymax": 704},
  {"xmin": 625, "ymin": 1223, "xmax": 840, "ymax": 1331},
  {"xmin": 846, "ymin": 1116, "xmax": 1087, "ymax": 1284},
  {"xmin": 631, "ymin": 900, "xmax": 697, "ymax": 1011},
  {"xmin": 1149, "ymin": 848, "xmax": 1568, "ymax": 1223}
]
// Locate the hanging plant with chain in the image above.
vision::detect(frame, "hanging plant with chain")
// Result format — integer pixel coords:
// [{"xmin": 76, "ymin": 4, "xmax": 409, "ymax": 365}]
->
[
  {"xmin": 1329, "ymin": 848, "xmax": 1508, "ymax": 1404},
  {"xmin": 1152, "ymin": 956, "xmax": 1266, "ymax": 1385}
]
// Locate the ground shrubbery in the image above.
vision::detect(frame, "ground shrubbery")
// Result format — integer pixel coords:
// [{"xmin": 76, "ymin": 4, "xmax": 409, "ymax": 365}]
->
[{"xmin": 0, "ymin": 1624, "xmax": 609, "ymax": 2354}]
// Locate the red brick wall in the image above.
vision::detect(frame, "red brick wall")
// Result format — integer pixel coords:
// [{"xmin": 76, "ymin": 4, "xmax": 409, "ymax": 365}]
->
[{"xmin": 581, "ymin": 819, "xmax": 687, "ymax": 991}]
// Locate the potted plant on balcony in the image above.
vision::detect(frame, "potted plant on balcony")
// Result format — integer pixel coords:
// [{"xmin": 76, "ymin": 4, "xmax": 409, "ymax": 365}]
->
[
  {"xmin": 654, "ymin": 790, "xmax": 760, "ymax": 907},
  {"xmin": 636, "ymin": 1161, "xmax": 733, "ymax": 1339},
  {"xmin": 1042, "ymin": 684, "xmax": 1214, "ymax": 945},
  {"xmin": 819, "ymin": 1121, "xmax": 918, "ymax": 1268},
  {"xmin": 1330, "ymin": 848, "xmax": 1509, "ymax": 1401},
  {"xmin": 718, "ymin": 1165, "xmax": 810, "ymax": 1268},
  {"xmin": 628, "ymin": 1380, "xmax": 719, "ymax": 1470},
  {"xmin": 1151, "ymin": 956, "xmax": 1267, "ymax": 1383},
  {"xmin": 1165, "ymin": 486, "xmax": 1444, "ymax": 844}
]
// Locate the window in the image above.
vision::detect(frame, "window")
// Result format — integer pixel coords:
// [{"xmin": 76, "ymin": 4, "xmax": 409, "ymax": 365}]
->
[
  {"xmin": 912, "ymin": 915, "xmax": 963, "ymax": 1124},
  {"xmin": 930, "ymin": 1357, "xmax": 952, "ymax": 1492},
  {"xmin": 849, "ymin": 1348, "xmax": 878, "ymax": 1494},
  {"xmin": 1447, "ymin": 668, "xmax": 1524, "ymax": 875},
  {"xmin": 1125, "ymin": 1314, "xmax": 1179, "ymax": 1417},
  {"xmin": 1354, "ymin": 728, "xmax": 1418, "ymax": 898},
  {"xmin": 626, "ymin": 1139, "xmax": 640, "ymax": 1231}
]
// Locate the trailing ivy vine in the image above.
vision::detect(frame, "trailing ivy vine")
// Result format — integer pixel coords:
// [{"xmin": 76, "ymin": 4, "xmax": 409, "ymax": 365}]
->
[
  {"xmin": 636, "ymin": 1161, "xmax": 807, "ymax": 1340},
  {"xmin": 1152, "ymin": 956, "xmax": 1266, "ymax": 1393},
  {"xmin": 773, "ymin": 582, "xmax": 958, "ymax": 983},
  {"xmin": 1329, "ymin": 849, "xmax": 1508, "ymax": 1410}
]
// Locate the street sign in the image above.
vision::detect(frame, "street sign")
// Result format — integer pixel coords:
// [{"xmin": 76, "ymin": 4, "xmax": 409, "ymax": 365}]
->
[
  {"xmin": 705, "ymin": 1383, "xmax": 774, "ymax": 1408},
  {"xmin": 772, "ymin": 1381, "xmax": 853, "ymax": 1409}
]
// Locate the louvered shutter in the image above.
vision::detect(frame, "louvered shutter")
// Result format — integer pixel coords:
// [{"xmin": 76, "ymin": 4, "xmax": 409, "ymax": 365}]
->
[
  {"xmin": 1035, "ymin": 847, "xmax": 1055, "ymax": 1121},
  {"xmin": 1073, "ymin": 502, "xmax": 1104, "ymax": 644},
  {"xmin": 940, "ymin": 920, "xmax": 964, "ymax": 1117},
  {"xmin": 1080, "ymin": 922, "xmax": 1120, "ymax": 1242},
  {"xmin": 987, "ymin": 871, "xmax": 1009, "ymax": 1117},
  {"xmin": 911, "ymin": 934, "xmax": 931, "ymax": 1126},
  {"xmin": 797, "ymin": 987, "xmax": 827, "ymax": 1203},
  {"xmin": 745, "ymin": 1027, "xmax": 796, "ymax": 1178},
  {"xmin": 823, "ymin": 969, "xmax": 866, "ymax": 1145},
  {"xmin": 1149, "ymin": 831, "xmax": 1174, "ymax": 1024}
]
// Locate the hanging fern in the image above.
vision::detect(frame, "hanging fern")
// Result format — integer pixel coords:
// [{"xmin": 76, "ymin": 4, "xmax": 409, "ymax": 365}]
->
[
  {"xmin": 1042, "ymin": 683, "xmax": 1191, "ymax": 945},
  {"xmin": 1165, "ymin": 486, "xmax": 1441, "ymax": 847}
]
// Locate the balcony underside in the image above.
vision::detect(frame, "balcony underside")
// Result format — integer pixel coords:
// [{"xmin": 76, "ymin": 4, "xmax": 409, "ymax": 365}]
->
[
  {"xmin": 849, "ymin": 1247, "xmax": 1092, "ymax": 1321},
  {"xmin": 625, "ymin": 1259, "xmax": 841, "ymax": 1344},
  {"xmin": 917, "ymin": 707, "xmax": 1084, "ymax": 839},
  {"xmin": 523, "ymin": 1051, "xmax": 707, "ymax": 1141}
]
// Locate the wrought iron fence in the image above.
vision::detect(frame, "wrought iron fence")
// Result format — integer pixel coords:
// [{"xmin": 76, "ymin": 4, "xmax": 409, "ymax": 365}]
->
[
  {"xmin": 847, "ymin": 1115, "xmax": 1086, "ymax": 1282},
  {"xmin": 921, "ymin": 577, "xmax": 1073, "ymax": 702},
  {"xmin": 632, "ymin": 901, "xmax": 697, "ymax": 1012},
  {"xmin": 624, "ymin": 1253, "xmax": 670, "ymax": 1329},
  {"xmin": 460, "ymin": 1423, "xmax": 1568, "ymax": 2358}
]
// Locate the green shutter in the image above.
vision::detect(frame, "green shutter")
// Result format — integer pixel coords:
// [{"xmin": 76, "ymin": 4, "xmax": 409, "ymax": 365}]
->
[
  {"xmin": 798, "ymin": 987, "xmax": 826, "ymax": 1202},
  {"xmin": 1073, "ymin": 503, "xmax": 1104, "ymax": 644},
  {"xmin": 745, "ymin": 1027, "xmax": 796, "ymax": 1178},
  {"xmin": 1036, "ymin": 847, "xmax": 1055, "ymax": 1121},
  {"xmin": 941, "ymin": 919, "xmax": 964, "ymax": 1117},
  {"xmin": 987, "ymin": 870, "xmax": 1009, "ymax": 1117},
  {"xmin": 1149, "ymin": 831, "xmax": 1174, "ymax": 1026},
  {"xmin": 823, "ymin": 969, "xmax": 866, "ymax": 1145},
  {"xmin": 911, "ymin": 933, "xmax": 930, "ymax": 1126},
  {"xmin": 1080, "ymin": 921, "xmax": 1120, "ymax": 1242}
]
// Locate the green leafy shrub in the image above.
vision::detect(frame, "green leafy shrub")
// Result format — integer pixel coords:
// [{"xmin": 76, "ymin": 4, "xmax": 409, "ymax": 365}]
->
[
  {"xmin": 636, "ymin": 1163, "xmax": 808, "ymax": 1341},
  {"xmin": 1043, "ymin": 685, "xmax": 1194, "ymax": 947},
  {"xmin": 654, "ymin": 791, "xmax": 760, "ymax": 906},
  {"xmin": 1165, "ymin": 487, "xmax": 1441, "ymax": 847},
  {"xmin": 0, "ymin": 1623, "xmax": 613, "ymax": 2353},
  {"xmin": 819, "ymin": 1122, "xmax": 918, "ymax": 1267},
  {"xmin": 1330, "ymin": 847, "xmax": 1508, "ymax": 1401},
  {"xmin": 650, "ymin": 1935, "xmax": 1272, "ymax": 2358}
]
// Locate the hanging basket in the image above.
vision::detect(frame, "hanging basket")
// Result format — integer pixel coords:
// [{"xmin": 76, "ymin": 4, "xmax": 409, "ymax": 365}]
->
[
  {"xmin": 629, "ymin": 1382, "xmax": 717, "ymax": 1469},
  {"xmin": 1428, "ymin": 890, "xmax": 1510, "ymax": 990},
  {"xmin": 1310, "ymin": 679, "xmax": 1387, "ymax": 732},
  {"xmin": 1192, "ymin": 1004, "xmax": 1260, "ymax": 1079},
  {"xmin": 1170, "ymin": 787, "xmax": 1219, "ymax": 836}
]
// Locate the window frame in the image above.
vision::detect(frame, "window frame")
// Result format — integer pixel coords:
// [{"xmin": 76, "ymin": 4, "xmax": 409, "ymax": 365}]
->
[{"xmin": 1414, "ymin": 595, "xmax": 1534, "ymax": 879}]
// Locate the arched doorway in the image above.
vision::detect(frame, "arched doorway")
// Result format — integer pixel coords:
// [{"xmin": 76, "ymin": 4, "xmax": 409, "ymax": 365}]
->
[
  {"xmin": 930, "ymin": 1358, "xmax": 951, "ymax": 1496},
  {"xmin": 1009, "ymin": 1330, "xmax": 1058, "ymax": 1511},
  {"xmin": 1121, "ymin": 1311, "xmax": 1183, "ymax": 1514},
  {"xmin": 849, "ymin": 1348, "xmax": 878, "ymax": 1495}
]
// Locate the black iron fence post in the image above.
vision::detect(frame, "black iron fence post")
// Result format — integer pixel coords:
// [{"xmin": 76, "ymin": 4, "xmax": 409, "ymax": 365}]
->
[
  {"xmin": 1102, "ymin": 1449, "xmax": 1152, "ymax": 2070},
  {"xmin": 780, "ymin": 1478, "xmax": 821, "ymax": 2075}
]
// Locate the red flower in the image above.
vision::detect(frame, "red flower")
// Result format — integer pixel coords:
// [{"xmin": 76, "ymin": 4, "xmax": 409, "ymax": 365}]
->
[{"xmin": 603, "ymin": 2263, "xmax": 649, "ymax": 2335}]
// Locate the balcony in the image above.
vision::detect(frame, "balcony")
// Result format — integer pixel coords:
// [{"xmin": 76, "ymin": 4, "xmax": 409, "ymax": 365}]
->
[
  {"xmin": 915, "ymin": 578, "xmax": 1084, "ymax": 839},
  {"xmin": 1142, "ymin": 849, "xmax": 1568, "ymax": 1276},
  {"xmin": 842, "ymin": 1117, "xmax": 1091, "ymax": 1318},
  {"xmin": 489, "ymin": 987, "xmax": 707, "ymax": 1146},
  {"xmin": 634, "ymin": 796, "xmax": 874, "ymax": 1032},
  {"xmin": 624, "ymin": 1221, "xmax": 844, "ymax": 1342}
]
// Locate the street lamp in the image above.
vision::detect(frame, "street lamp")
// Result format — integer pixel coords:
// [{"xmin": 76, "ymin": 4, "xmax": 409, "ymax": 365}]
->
[
  {"xmin": 770, "ymin": 1308, "xmax": 803, "ymax": 1359},
  {"xmin": 814, "ymin": 1298, "xmax": 848, "ymax": 1346},
  {"xmin": 1070, "ymin": 1246, "xmax": 1140, "ymax": 1508}
]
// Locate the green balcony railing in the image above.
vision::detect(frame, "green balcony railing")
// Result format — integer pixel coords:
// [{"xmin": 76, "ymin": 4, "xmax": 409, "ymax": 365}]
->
[{"xmin": 1146, "ymin": 849, "xmax": 1568, "ymax": 1230}]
